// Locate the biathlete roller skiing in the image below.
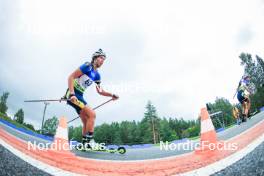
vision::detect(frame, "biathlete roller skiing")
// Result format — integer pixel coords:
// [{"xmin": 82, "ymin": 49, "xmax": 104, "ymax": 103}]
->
[
  {"xmin": 24, "ymin": 49, "xmax": 126, "ymax": 154},
  {"xmin": 234, "ymin": 74, "xmax": 253, "ymax": 122},
  {"xmin": 65, "ymin": 49, "xmax": 125, "ymax": 153}
]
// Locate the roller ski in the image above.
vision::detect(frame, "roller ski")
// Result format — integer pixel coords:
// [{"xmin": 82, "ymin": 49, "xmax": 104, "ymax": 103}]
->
[
  {"xmin": 241, "ymin": 114, "xmax": 247, "ymax": 122},
  {"xmin": 75, "ymin": 137, "xmax": 126, "ymax": 154}
]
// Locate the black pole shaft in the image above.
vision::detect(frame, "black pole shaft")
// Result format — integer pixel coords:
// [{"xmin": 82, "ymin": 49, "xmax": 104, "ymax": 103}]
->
[
  {"xmin": 24, "ymin": 99, "xmax": 67, "ymax": 103},
  {"xmin": 41, "ymin": 102, "xmax": 49, "ymax": 134}
]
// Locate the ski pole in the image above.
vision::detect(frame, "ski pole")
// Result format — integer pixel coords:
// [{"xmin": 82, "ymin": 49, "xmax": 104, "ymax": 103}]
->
[
  {"xmin": 233, "ymin": 91, "xmax": 237, "ymax": 99},
  {"xmin": 24, "ymin": 98, "xmax": 67, "ymax": 103},
  {"xmin": 67, "ymin": 98, "xmax": 114, "ymax": 124}
]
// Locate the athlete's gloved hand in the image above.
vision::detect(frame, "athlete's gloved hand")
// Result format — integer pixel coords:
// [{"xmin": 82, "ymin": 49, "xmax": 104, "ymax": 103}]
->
[{"xmin": 112, "ymin": 94, "xmax": 119, "ymax": 100}]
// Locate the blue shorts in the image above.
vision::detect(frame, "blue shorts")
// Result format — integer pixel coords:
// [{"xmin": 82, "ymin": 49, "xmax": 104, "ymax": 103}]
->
[
  {"xmin": 74, "ymin": 89, "xmax": 87, "ymax": 105},
  {"xmin": 66, "ymin": 88, "xmax": 87, "ymax": 114},
  {"xmin": 237, "ymin": 90, "xmax": 247, "ymax": 104}
]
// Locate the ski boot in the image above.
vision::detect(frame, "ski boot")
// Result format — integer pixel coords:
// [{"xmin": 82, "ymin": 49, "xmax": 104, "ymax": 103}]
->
[{"xmin": 242, "ymin": 114, "xmax": 247, "ymax": 122}]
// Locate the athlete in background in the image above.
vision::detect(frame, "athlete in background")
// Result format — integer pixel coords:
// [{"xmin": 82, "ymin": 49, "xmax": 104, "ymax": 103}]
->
[{"xmin": 236, "ymin": 74, "xmax": 251, "ymax": 122}]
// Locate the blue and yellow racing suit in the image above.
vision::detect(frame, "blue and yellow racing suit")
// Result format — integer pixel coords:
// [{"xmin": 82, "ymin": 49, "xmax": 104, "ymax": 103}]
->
[
  {"xmin": 237, "ymin": 79, "xmax": 250, "ymax": 104},
  {"xmin": 66, "ymin": 62, "xmax": 101, "ymax": 114}
]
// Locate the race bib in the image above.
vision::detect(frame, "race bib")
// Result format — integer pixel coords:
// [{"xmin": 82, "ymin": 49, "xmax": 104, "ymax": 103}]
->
[
  {"xmin": 243, "ymin": 90, "xmax": 250, "ymax": 97},
  {"xmin": 77, "ymin": 74, "xmax": 93, "ymax": 89}
]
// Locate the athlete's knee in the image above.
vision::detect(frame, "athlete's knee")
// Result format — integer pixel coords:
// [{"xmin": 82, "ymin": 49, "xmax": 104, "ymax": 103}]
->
[
  {"xmin": 248, "ymin": 99, "xmax": 251, "ymax": 104},
  {"xmin": 88, "ymin": 110, "xmax": 96, "ymax": 119},
  {"xmin": 83, "ymin": 107, "xmax": 95, "ymax": 119}
]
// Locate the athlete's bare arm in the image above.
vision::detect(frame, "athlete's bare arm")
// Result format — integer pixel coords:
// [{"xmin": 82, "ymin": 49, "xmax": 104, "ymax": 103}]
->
[
  {"xmin": 95, "ymin": 84, "xmax": 119, "ymax": 100},
  {"xmin": 68, "ymin": 68, "xmax": 83, "ymax": 99}
]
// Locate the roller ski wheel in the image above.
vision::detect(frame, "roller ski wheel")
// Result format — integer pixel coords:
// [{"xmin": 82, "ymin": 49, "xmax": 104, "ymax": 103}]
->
[
  {"xmin": 117, "ymin": 147, "xmax": 126, "ymax": 154},
  {"xmin": 75, "ymin": 143, "xmax": 126, "ymax": 154},
  {"xmin": 241, "ymin": 114, "xmax": 247, "ymax": 122}
]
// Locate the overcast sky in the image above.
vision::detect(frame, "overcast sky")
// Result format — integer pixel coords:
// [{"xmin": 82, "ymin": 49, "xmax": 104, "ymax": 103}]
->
[{"xmin": 1, "ymin": 0, "xmax": 264, "ymax": 130}]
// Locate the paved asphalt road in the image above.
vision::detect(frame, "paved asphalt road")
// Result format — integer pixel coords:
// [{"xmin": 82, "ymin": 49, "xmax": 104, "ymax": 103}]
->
[
  {"xmin": 1, "ymin": 111, "xmax": 264, "ymax": 176},
  {"xmin": 1, "ymin": 111, "xmax": 263, "ymax": 161}
]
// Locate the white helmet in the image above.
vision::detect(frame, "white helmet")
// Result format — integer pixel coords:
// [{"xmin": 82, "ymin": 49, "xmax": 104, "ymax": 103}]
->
[{"xmin": 92, "ymin": 49, "xmax": 106, "ymax": 59}]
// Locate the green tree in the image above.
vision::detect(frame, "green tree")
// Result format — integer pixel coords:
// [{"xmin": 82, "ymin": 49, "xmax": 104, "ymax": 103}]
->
[
  {"xmin": 42, "ymin": 116, "xmax": 59, "ymax": 136},
  {"xmin": 239, "ymin": 53, "xmax": 264, "ymax": 111},
  {"xmin": 255, "ymin": 55, "xmax": 264, "ymax": 86},
  {"xmin": 111, "ymin": 122, "xmax": 122, "ymax": 144},
  {"xmin": 207, "ymin": 97, "xmax": 234, "ymax": 128},
  {"xmin": 119, "ymin": 121, "xmax": 130, "ymax": 144},
  {"xmin": 68, "ymin": 126, "xmax": 74, "ymax": 140},
  {"xmin": 94, "ymin": 123, "xmax": 112, "ymax": 144},
  {"xmin": 239, "ymin": 53, "xmax": 256, "ymax": 82},
  {"xmin": 72, "ymin": 126, "xmax": 82, "ymax": 142},
  {"xmin": 68, "ymin": 125, "xmax": 84, "ymax": 141},
  {"xmin": 182, "ymin": 125, "xmax": 200, "ymax": 138},
  {"xmin": 116, "ymin": 121, "xmax": 140, "ymax": 144},
  {"xmin": 160, "ymin": 118, "xmax": 178, "ymax": 141},
  {"xmin": 14, "ymin": 109, "xmax": 24, "ymax": 124},
  {"xmin": 128, "ymin": 120, "xmax": 141, "ymax": 144},
  {"xmin": 0, "ymin": 92, "xmax": 9, "ymax": 115},
  {"xmin": 142, "ymin": 101, "xmax": 160, "ymax": 144},
  {"xmin": 23, "ymin": 123, "xmax": 35, "ymax": 131}
]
